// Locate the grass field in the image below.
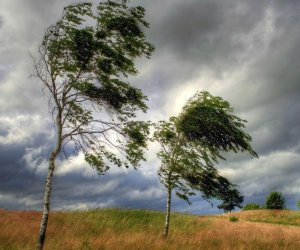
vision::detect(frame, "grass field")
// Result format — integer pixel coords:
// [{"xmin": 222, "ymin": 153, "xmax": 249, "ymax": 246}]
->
[{"xmin": 1, "ymin": 208, "xmax": 300, "ymax": 249}]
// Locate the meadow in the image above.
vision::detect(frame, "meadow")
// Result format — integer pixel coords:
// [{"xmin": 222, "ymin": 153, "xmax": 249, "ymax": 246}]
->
[{"xmin": 1, "ymin": 208, "xmax": 300, "ymax": 250}]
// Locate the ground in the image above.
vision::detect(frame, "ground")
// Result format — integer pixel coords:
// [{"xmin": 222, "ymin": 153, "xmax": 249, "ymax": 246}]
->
[{"xmin": 1, "ymin": 208, "xmax": 300, "ymax": 249}]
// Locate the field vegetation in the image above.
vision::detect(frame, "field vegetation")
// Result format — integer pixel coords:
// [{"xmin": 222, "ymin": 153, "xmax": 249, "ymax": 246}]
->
[{"xmin": 1, "ymin": 208, "xmax": 300, "ymax": 250}]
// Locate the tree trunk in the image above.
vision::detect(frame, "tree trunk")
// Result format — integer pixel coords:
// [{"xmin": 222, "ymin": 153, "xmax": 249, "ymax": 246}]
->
[
  {"xmin": 36, "ymin": 114, "xmax": 62, "ymax": 250},
  {"xmin": 163, "ymin": 182, "xmax": 172, "ymax": 239},
  {"xmin": 36, "ymin": 152, "xmax": 57, "ymax": 250}
]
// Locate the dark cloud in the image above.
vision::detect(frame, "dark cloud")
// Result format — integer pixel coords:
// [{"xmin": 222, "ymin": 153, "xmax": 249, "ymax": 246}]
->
[
  {"xmin": 135, "ymin": 0, "xmax": 272, "ymax": 110},
  {"xmin": 1, "ymin": 0, "xmax": 300, "ymax": 214},
  {"xmin": 150, "ymin": 0, "xmax": 264, "ymax": 61},
  {"xmin": 0, "ymin": 142, "xmax": 48, "ymax": 209},
  {"xmin": 51, "ymin": 170, "xmax": 166, "ymax": 211}
]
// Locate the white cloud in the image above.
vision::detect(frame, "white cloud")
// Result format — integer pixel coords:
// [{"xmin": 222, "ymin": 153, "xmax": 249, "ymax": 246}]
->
[
  {"xmin": 56, "ymin": 153, "xmax": 96, "ymax": 177},
  {"xmin": 61, "ymin": 201, "xmax": 114, "ymax": 211},
  {"xmin": 23, "ymin": 146, "xmax": 49, "ymax": 174},
  {"xmin": 125, "ymin": 186, "xmax": 165, "ymax": 201},
  {"xmin": 0, "ymin": 115, "xmax": 52, "ymax": 145},
  {"xmin": 220, "ymin": 150, "xmax": 300, "ymax": 196},
  {"xmin": 0, "ymin": 193, "xmax": 41, "ymax": 208}
]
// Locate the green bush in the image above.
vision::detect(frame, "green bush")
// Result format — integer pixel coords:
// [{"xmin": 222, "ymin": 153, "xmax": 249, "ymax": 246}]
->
[
  {"xmin": 229, "ymin": 216, "xmax": 238, "ymax": 222},
  {"xmin": 242, "ymin": 203, "xmax": 260, "ymax": 210},
  {"xmin": 265, "ymin": 192, "xmax": 285, "ymax": 210}
]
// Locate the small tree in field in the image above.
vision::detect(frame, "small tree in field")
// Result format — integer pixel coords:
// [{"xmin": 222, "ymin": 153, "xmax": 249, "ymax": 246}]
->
[
  {"xmin": 153, "ymin": 91, "xmax": 257, "ymax": 238},
  {"xmin": 32, "ymin": 1, "xmax": 154, "ymax": 249},
  {"xmin": 265, "ymin": 192, "xmax": 285, "ymax": 209}
]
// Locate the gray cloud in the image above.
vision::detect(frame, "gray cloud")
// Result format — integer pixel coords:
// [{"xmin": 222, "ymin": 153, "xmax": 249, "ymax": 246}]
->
[
  {"xmin": 1, "ymin": 0, "xmax": 300, "ymax": 214},
  {"xmin": 133, "ymin": 0, "xmax": 276, "ymax": 112}
]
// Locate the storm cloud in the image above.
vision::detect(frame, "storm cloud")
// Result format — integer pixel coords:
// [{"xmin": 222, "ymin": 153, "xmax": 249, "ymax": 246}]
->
[{"xmin": 1, "ymin": 0, "xmax": 300, "ymax": 213}]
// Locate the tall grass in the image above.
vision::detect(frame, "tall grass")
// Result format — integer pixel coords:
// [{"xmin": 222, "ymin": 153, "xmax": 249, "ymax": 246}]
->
[{"xmin": 1, "ymin": 208, "xmax": 300, "ymax": 249}]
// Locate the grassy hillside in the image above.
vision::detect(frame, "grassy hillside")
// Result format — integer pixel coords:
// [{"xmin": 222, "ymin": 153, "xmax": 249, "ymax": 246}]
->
[{"xmin": 1, "ymin": 208, "xmax": 300, "ymax": 249}]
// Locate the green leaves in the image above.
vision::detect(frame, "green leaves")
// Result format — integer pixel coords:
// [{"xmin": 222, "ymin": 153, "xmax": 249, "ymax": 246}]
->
[
  {"xmin": 106, "ymin": 17, "xmax": 142, "ymax": 37},
  {"xmin": 63, "ymin": 3, "xmax": 93, "ymax": 25},
  {"xmin": 85, "ymin": 153, "xmax": 107, "ymax": 175},
  {"xmin": 178, "ymin": 91, "xmax": 257, "ymax": 157},
  {"xmin": 123, "ymin": 121, "xmax": 150, "ymax": 167},
  {"xmin": 73, "ymin": 29, "xmax": 94, "ymax": 70},
  {"xmin": 66, "ymin": 101, "xmax": 92, "ymax": 126},
  {"xmin": 83, "ymin": 79, "xmax": 147, "ymax": 118}
]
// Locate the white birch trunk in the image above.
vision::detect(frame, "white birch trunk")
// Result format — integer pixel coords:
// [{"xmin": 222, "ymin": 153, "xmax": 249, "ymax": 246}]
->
[
  {"xmin": 36, "ymin": 113, "xmax": 62, "ymax": 250},
  {"xmin": 163, "ymin": 181, "xmax": 172, "ymax": 239}
]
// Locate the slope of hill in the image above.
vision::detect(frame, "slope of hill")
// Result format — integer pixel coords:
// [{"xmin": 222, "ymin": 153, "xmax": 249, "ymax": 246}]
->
[{"xmin": 1, "ymin": 208, "xmax": 300, "ymax": 249}]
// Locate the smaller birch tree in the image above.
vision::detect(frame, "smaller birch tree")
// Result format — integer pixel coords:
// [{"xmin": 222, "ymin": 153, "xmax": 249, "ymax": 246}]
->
[{"xmin": 153, "ymin": 91, "xmax": 257, "ymax": 238}]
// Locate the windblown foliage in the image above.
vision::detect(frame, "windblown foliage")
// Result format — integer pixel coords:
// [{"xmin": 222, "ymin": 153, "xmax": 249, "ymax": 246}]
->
[
  {"xmin": 153, "ymin": 91, "xmax": 257, "ymax": 237},
  {"xmin": 177, "ymin": 91, "xmax": 257, "ymax": 157},
  {"xmin": 35, "ymin": 0, "xmax": 154, "ymax": 172}
]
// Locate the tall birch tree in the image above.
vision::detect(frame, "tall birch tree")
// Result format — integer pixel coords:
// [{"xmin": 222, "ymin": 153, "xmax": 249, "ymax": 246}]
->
[
  {"xmin": 32, "ymin": 1, "xmax": 154, "ymax": 249},
  {"xmin": 153, "ymin": 91, "xmax": 257, "ymax": 238}
]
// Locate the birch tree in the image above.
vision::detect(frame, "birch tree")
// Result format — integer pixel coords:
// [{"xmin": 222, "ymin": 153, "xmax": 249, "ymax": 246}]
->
[
  {"xmin": 32, "ymin": 1, "xmax": 154, "ymax": 249},
  {"xmin": 153, "ymin": 91, "xmax": 257, "ymax": 238}
]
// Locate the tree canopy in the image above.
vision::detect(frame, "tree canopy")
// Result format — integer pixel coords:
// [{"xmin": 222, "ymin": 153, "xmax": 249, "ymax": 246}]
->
[
  {"xmin": 34, "ymin": 0, "xmax": 154, "ymax": 172},
  {"xmin": 177, "ymin": 91, "xmax": 258, "ymax": 157}
]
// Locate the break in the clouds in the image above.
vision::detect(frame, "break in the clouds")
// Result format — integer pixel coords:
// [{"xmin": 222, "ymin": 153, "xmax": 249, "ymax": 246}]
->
[{"xmin": 1, "ymin": 0, "xmax": 300, "ymax": 213}]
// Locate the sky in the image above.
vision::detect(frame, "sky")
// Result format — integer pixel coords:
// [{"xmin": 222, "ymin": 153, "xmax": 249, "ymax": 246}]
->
[{"xmin": 1, "ymin": 0, "xmax": 300, "ymax": 214}]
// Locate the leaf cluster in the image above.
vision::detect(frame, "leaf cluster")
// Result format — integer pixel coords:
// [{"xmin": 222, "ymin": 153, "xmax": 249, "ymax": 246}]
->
[
  {"xmin": 177, "ymin": 91, "xmax": 257, "ymax": 157},
  {"xmin": 35, "ymin": 1, "xmax": 154, "ymax": 173},
  {"xmin": 43, "ymin": 1, "xmax": 153, "ymax": 117}
]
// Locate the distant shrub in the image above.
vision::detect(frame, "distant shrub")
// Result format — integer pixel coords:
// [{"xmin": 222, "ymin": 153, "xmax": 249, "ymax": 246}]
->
[
  {"xmin": 242, "ymin": 203, "xmax": 260, "ymax": 210},
  {"xmin": 229, "ymin": 216, "xmax": 238, "ymax": 222},
  {"xmin": 266, "ymin": 192, "xmax": 285, "ymax": 210}
]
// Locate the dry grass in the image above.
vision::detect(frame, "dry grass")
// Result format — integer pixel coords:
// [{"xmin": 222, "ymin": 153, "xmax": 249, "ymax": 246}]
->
[{"xmin": 1, "ymin": 208, "xmax": 300, "ymax": 250}]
